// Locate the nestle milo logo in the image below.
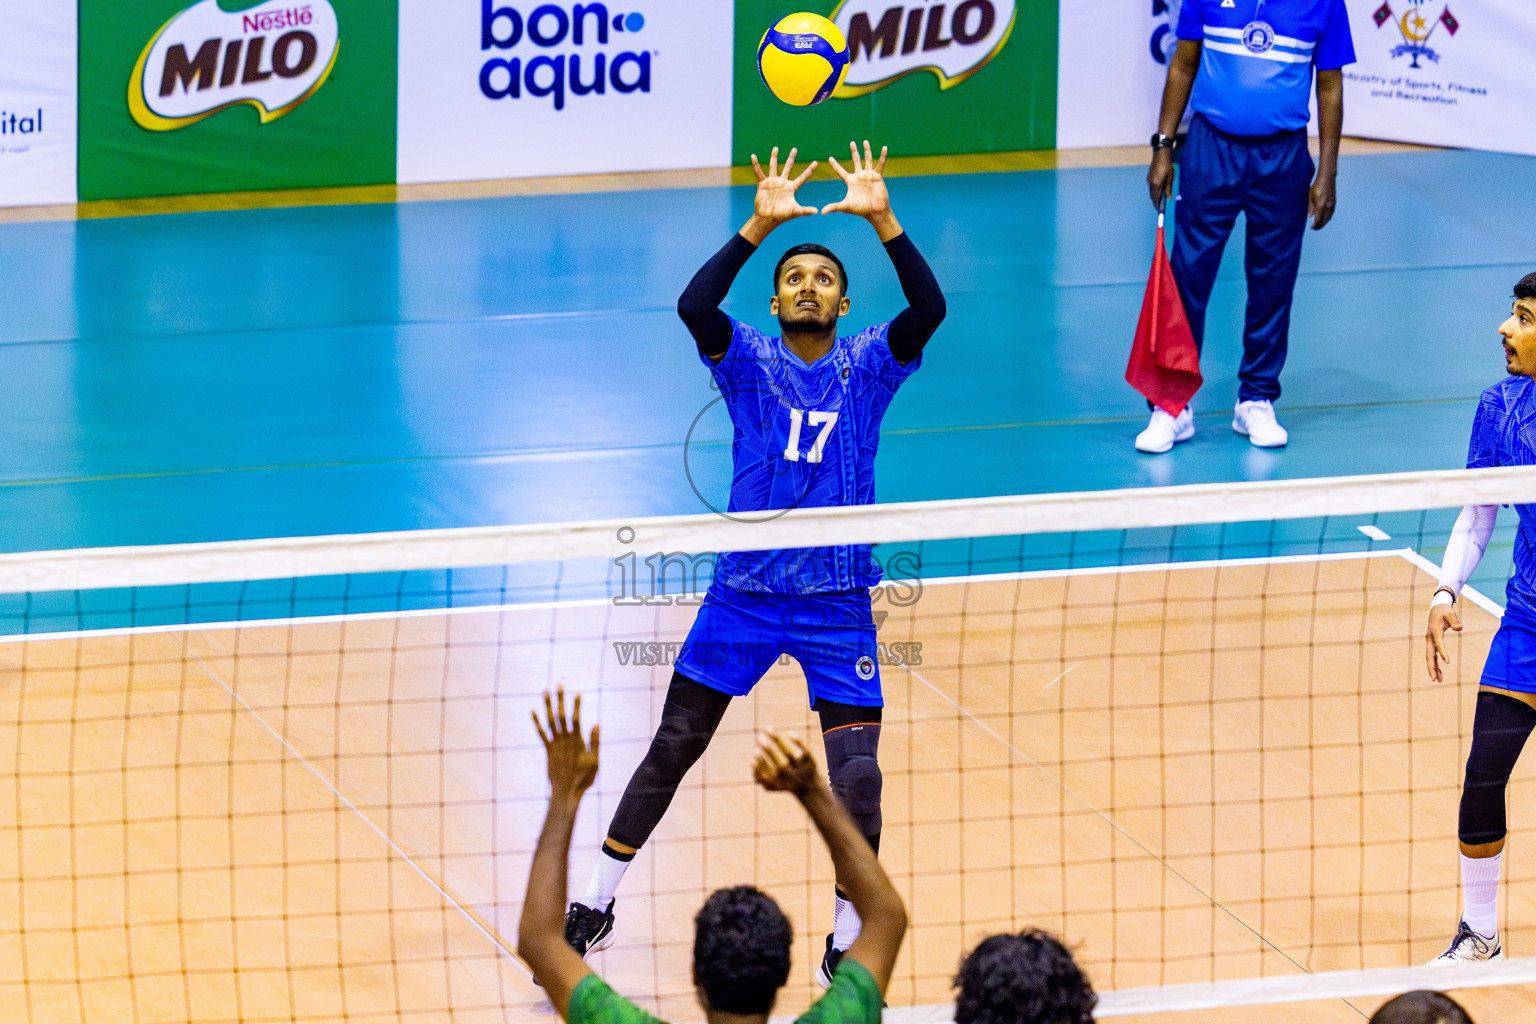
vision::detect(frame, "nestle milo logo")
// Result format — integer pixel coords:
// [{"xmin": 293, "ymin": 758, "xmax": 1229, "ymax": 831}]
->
[
  {"xmin": 128, "ymin": 0, "xmax": 340, "ymax": 130},
  {"xmin": 830, "ymin": 0, "xmax": 1016, "ymax": 97}
]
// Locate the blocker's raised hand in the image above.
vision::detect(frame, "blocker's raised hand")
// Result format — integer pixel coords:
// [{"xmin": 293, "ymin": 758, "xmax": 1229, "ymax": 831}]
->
[
  {"xmin": 822, "ymin": 140, "xmax": 890, "ymax": 219},
  {"xmin": 752, "ymin": 732, "xmax": 818, "ymax": 796},
  {"xmin": 751, "ymin": 146, "xmax": 819, "ymax": 227},
  {"xmin": 532, "ymin": 686, "xmax": 600, "ymax": 806}
]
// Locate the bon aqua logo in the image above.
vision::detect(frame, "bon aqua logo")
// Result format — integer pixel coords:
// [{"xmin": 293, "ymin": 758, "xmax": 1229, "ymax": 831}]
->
[
  {"xmin": 828, "ymin": 0, "xmax": 1016, "ymax": 97},
  {"xmin": 128, "ymin": 0, "xmax": 339, "ymax": 130},
  {"xmin": 479, "ymin": 2, "xmax": 653, "ymax": 110}
]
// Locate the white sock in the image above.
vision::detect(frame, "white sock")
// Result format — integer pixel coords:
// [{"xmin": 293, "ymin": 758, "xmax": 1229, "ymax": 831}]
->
[
  {"xmin": 832, "ymin": 893, "xmax": 862, "ymax": 951},
  {"xmin": 579, "ymin": 846, "xmax": 632, "ymax": 910},
  {"xmin": 1460, "ymin": 851, "xmax": 1502, "ymax": 938}
]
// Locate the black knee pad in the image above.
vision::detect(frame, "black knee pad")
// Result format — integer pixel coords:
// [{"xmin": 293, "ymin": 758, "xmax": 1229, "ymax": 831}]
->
[
  {"xmin": 825, "ymin": 723, "xmax": 882, "ymax": 837},
  {"xmin": 609, "ymin": 673, "xmax": 730, "ymax": 849},
  {"xmin": 650, "ymin": 701, "xmax": 716, "ymax": 766},
  {"xmin": 1459, "ymin": 691, "xmax": 1536, "ymax": 846}
]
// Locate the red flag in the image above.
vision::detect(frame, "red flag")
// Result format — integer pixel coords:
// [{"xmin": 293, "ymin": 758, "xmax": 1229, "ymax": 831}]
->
[
  {"xmin": 1440, "ymin": 7, "xmax": 1459, "ymax": 34},
  {"xmin": 1373, "ymin": 1, "xmax": 1393, "ymax": 27},
  {"xmin": 1125, "ymin": 217, "xmax": 1201, "ymax": 417}
]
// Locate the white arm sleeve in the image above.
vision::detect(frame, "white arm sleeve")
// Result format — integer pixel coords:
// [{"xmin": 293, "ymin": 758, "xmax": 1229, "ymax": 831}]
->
[{"xmin": 1436, "ymin": 504, "xmax": 1498, "ymax": 598}]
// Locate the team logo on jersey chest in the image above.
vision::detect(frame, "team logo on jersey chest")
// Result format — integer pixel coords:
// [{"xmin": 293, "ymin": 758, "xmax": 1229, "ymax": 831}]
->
[
  {"xmin": 840, "ymin": 365, "xmax": 851, "ymax": 381},
  {"xmin": 1241, "ymin": 20, "xmax": 1276, "ymax": 53}
]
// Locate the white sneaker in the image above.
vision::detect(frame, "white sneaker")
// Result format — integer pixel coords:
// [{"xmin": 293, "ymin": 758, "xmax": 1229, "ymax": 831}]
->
[
  {"xmin": 1425, "ymin": 920, "xmax": 1503, "ymax": 965},
  {"xmin": 1232, "ymin": 400, "xmax": 1288, "ymax": 448},
  {"xmin": 1134, "ymin": 406, "xmax": 1194, "ymax": 454}
]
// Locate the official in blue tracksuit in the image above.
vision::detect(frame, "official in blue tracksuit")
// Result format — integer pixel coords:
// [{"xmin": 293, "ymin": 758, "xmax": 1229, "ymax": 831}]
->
[{"xmin": 1137, "ymin": 0, "xmax": 1354, "ymax": 455}]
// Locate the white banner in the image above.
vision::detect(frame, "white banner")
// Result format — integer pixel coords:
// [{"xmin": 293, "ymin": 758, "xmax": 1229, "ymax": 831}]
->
[
  {"xmin": 0, "ymin": 3, "xmax": 77, "ymax": 207},
  {"xmin": 397, "ymin": 0, "xmax": 732, "ymax": 184},
  {"xmin": 1342, "ymin": 0, "xmax": 1536, "ymax": 156},
  {"xmin": 1056, "ymin": 0, "xmax": 1180, "ymax": 148}
]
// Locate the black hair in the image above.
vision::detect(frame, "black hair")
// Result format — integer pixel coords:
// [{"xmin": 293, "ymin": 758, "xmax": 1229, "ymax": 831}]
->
[
  {"xmin": 1368, "ymin": 990, "xmax": 1474, "ymax": 1024},
  {"xmin": 1515, "ymin": 272, "xmax": 1536, "ymax": 301},
  {"xmin": 954, "ymin": 929, "xmax": 1096, "ymax": 1024},
  {"xmin": 692, "ymin": 886, "xmax": 792, "ymax": 1015},
  {"xmin": 775, "ymin": 243, "xmax": 848, "ymax": 296}
]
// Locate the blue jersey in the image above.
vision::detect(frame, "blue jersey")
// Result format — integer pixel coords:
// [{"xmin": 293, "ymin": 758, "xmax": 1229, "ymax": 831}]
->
[
  {"xmin": 1467, "ymin": 376, "xmax": 1536, "ymax": 624},
  {"xmin": 1179, "ymin": 0, "xmax": 1354, "ymax": 136},
  {"xmin": 703, "ymin": 316, "xmax": 920, "ymax": 594}
]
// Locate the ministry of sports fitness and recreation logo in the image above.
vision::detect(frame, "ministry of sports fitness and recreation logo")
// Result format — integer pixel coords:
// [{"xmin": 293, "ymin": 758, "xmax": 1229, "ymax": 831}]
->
[
  {"xmin": 1372, "ymin": 0, "xmax": 1460, "ymax": 69},
  {"xmin": 829, "ymin": 0, "xmax": 1017, "ymax": 97},
  {"xmin": 128, "ymin": 0, "xmax": 340, "ymax": 130}
]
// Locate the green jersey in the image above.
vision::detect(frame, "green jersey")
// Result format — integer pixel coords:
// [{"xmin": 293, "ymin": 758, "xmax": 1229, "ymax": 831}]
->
[{"xmin": 567, "ymin": 958, "xmax": 883, "ymax": 1024}]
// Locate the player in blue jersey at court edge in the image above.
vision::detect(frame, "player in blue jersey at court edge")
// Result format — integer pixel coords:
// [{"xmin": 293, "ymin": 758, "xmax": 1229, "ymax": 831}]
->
[
  {"xmin": 564, "ymin": 140, "xmax": 945, "ymax": 988},
  {"xmin": 1424, "ymin": 272, "xmax": 1536, "ymax": 965}
]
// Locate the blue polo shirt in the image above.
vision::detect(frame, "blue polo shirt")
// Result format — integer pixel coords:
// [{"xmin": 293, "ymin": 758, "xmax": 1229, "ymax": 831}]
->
[{"xmin": 1178, "ymin": 0, "xmax": 1354, "ymax": 136}]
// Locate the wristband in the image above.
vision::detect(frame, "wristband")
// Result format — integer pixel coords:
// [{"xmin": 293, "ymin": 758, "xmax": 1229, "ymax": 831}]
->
[{"xmin": 1431, "ymin": 587, "xmax": 1456, "ymax": 609}]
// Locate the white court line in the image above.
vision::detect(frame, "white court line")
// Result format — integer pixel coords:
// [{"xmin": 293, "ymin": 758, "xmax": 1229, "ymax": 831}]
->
[
  {"xmin": 895, "ymin": 658, "xmax": 1317, "ymax": 1009},
  {"xmin": 173, "ymin": 637, "xmax": 532, "ymax": 979},
  {"xmin": 0, "ymin": 546, "xmax": 1499, "ymax": 644},
  {"xmin": 1399, "ymin": 547, "xmax": 1505, "ymax": 618},
  {"xmin": 839, "ymin": 956, "xmax": 1536, "ymax": 1021}
]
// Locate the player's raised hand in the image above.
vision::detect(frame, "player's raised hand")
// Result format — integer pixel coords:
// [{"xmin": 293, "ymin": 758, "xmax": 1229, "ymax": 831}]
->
[
  {"xmin": 532, "ymin": 686, "xmax": 600, "ymax": 806},
  {"xmin": 822, "ymin": 140, "xmax": 890, "ymax": 218},
  {"xmin": 750, "ymin": 146, "xmax": 819, "ymax": 227},
  {"xmin": 1426, "ymin": 602, "xmax": 1462, "ymax": 682},
  {"xmin": 753, "ymin": 732, "xmax": 818, "ymax": 796}
]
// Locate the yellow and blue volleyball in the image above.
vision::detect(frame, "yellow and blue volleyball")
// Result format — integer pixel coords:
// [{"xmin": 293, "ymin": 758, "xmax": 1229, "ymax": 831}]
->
[{"xmin": 757, "ymin": 13, "xmax": 849, "ymax": 107}]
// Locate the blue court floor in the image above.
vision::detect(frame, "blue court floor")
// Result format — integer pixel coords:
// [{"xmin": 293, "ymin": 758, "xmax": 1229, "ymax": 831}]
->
[{"xmin": 0, "ymin": 148, "xmax": 1532, "ymax": 553}]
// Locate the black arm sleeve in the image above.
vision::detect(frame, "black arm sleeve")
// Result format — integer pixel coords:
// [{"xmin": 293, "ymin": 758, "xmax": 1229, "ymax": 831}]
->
[
  {"xmin": 677, "ymin": 233, "xmax": 757, "ymax": 359},
  {"xmin": 883, "ymin": 232, "xmax": 946, "ymax": 366}
]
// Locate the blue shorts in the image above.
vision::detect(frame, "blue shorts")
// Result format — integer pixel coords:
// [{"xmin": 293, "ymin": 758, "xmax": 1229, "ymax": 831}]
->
[
  {"xmin": 1481, "ymin": 618, "xmax": 1536, "ymax": 694},
  {"xmin": 674, "ymin": 581, "xmax": 882, "ymax": 707}
]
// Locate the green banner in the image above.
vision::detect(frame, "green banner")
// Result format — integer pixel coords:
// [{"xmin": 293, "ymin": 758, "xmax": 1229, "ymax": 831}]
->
[
  {"xmin": 734, "ymin": 0, "xmax": 1057, "ymax": 165},
  {"xmin": 79, "ymin": 0, "xmax": 395, "ymax": 200}
]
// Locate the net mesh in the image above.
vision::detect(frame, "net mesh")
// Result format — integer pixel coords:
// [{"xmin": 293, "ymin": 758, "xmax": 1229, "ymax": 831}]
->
[{"xmin": 5, "ymin": 468, "xmax": 1536, "ymax": 1022}]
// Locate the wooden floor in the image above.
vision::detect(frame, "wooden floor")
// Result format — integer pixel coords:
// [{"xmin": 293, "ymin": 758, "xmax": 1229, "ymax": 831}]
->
[{"xmin": 3, "ymin": 553, "xmax": 1535, "ymax": 1022}]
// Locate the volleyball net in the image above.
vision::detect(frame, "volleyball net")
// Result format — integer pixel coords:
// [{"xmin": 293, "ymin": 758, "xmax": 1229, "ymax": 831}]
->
[{"xmin": 5, "ymin": 467, "xmax": 1536, "ymax": 1022}]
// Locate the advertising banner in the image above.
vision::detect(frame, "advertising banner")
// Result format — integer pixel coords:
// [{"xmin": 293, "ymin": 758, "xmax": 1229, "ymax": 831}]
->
[
  {"xmin": 397, "ymin": 1, "xmax": 733, "ymax": 184},
  {"xmin": 1342, "ymin": 0, "xmax": 1536, "ymax": 157},
  {"xmin": 78, "ymin": 0, "xmax": 396, "ymax": 201},
  {"xmin": 1056, "ymin": 0, "xmax": 1176, "ymax": 149},
  {"xmin": 731, "ymin": 0, "xmax": 1058, "ymax": 164},
  {"xmin": 0, "ymin": 4, "xmax": 77, "ymax": 207}
]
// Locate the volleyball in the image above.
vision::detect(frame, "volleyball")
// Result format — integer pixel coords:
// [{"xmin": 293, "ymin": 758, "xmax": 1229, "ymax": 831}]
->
[{"xmin": 756, "ymin": 13, "xmax": 850, "ymax": 107}]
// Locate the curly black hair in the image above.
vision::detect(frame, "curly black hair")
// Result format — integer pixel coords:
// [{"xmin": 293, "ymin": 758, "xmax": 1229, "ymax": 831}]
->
[
  {"xmin": 953, "ymin": 929, "xmax": 1096, "ymax": 1024},
  {"xmin": 692, "ymin": 886, "xmax": 792, "ymax": 1015},
  {"xmin": 1515, "ymin": 272, "xmax": 1536, "ymax": 302},
  {"xmin": 1369, "ymin": 990, "xmax": 1474, "ymax": 1024}
]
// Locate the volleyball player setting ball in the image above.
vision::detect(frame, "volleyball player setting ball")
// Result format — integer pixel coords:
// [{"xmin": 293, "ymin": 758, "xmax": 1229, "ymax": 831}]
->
[{"xmin": 560, "ymin": 14, "xmax": 946, "ymax": 995}]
